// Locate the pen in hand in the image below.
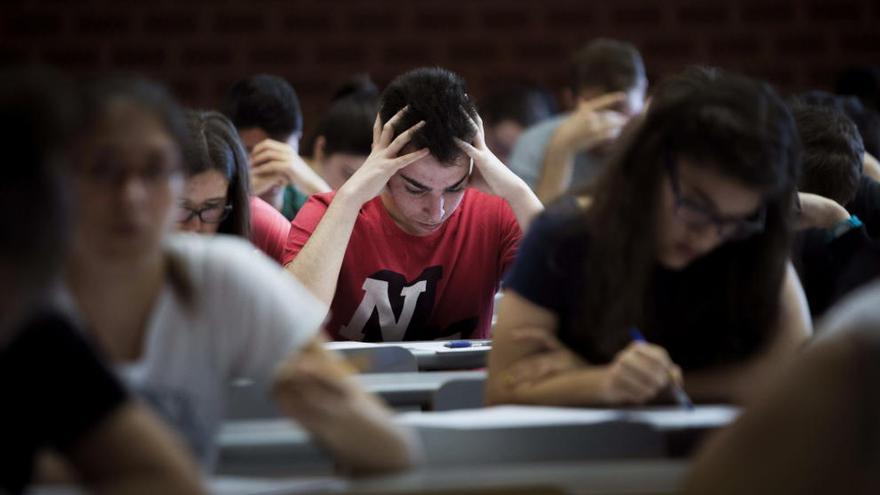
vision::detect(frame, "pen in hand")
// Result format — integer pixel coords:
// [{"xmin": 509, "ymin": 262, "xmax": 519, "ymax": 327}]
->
[{"xmin": 629, "ymin": 328, "xmax": 695, "ymax": 411}]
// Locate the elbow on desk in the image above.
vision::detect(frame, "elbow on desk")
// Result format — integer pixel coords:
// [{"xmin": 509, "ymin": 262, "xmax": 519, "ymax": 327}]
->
[{"xmin": 483, "ymin": 374, "xmax": 527, "ymax": 406}]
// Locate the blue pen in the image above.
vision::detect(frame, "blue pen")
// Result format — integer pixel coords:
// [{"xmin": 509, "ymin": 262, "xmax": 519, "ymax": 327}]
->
[
  {"xmin": 444, "ymin": 340, "xmax": 491, "ymax": 348},
  {"xmin": 629, "ymin": 328, "xmax": 695, "ymax": 411}
]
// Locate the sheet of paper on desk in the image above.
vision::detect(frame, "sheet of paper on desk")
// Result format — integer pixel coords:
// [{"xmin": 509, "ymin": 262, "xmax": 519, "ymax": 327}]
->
[
  {"xmin": 398, "ymin": 405, "xmax": 620, "ymax": 429},
  {"xmin": 211, "ymin": 476, "xmax": 346, "ymax": 495},
  {"xmin": 324, "ymin": 341, "xmax": 382, "ymax": 351},
  {"xmin": 623, "ymin": 405, "xmax": 740, "ymax": 429},
  {"xmin": 401, "ymin": 340, "xmax": 492, "ymax": 354},
  {"xmin": 324, "ymin": 340, "xmax": 492, "ymax": 353}
]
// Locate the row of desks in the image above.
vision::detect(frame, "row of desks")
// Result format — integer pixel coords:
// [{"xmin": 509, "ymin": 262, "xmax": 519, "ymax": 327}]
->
[
  {"xmin": 212, "ymin": 459, "xmax": 689, "ymax": 495},
  {"xmin": 217, "ymin": 404, "xmax": 737, "ymax": 476},
  {"xmin": 213, "ymin": 340, "xmax": 735, "ymax": 494}
]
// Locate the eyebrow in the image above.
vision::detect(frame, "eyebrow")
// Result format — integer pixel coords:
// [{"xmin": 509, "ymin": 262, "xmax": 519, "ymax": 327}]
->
[
  {"xmin": 682, "ymin": 182, "xmax": 762, "ymax": 220},
  {"xmin": 400, "ymin": 172, "xmax": 469, "ymax": 192},
  {"xmin": 182, "ymin": 197, "xmax": 226, "ymax": 206}
]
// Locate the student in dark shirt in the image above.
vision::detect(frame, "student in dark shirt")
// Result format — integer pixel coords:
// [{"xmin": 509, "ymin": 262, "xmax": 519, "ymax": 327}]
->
[
  {"xmin": 0, "ymin": 68, "xmax": 202, "ymax": 494},
  {"xmin": 789, "ymin": 103, "xmax": 880, "ymax": 316},
  {"xmin": 794, "ymin": 89, "xmax": 880, "ymax": 237},
  {"xmin": 487, "ymin": 70, "xmax": 811, "ymax": 407}
]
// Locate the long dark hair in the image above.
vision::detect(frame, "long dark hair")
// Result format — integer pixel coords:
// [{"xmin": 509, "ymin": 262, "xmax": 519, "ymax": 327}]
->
[
  {"xmin": 181, "ymin": 110, "xmax": 251, "ymax": 238},
  {"xmin": 568, "ymin": 70, "xmax": 801, "ymax": 368}
]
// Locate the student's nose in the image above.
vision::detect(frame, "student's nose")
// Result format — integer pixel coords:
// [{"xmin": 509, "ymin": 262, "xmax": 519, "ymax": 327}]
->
[
  {"xmin": 424, "ymin": 194, "xmax": 445, "ymax": 222},
  {"xmin": 178, "ymin": 215, "xmax": 200, "ymax": 233},
  {"xmin": 119, "ymin": 175, "xmax": 149, "ymax": 208},
  {"xmin": 687, "ymin": 223, "xmax": 723, "ymax": 253}
]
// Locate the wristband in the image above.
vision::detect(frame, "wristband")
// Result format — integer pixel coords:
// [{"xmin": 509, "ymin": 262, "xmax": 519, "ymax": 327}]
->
[{"xmin": 827, "ymin": 214, "xmax": 863, "ymax": 241}]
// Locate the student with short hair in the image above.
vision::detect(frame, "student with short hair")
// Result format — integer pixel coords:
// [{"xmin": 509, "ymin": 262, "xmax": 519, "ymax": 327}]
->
[
  {"xmin": 486, "ymin": 72, "xmax": 811, "ymax": 407},
  {"xmin": 508, "ymin": 38, "xmax": 648, "ymax": 200},
  {"xmin": 285, "ymin": 67, "xmax": 542, "ymax": 342},
  {"xmin": 178, "ymin": 109, "xmax": 290, "ymax": 264},
  {"xmin": 797, "ymin": 90, "xmax": 880, "ymax": 238},
  {"xmin": 305, "ymin": 81, "xmax": 379, "ymax": 190},
  {"xmin": 66, "ymin": 75, "xmax": 420, "ymax": 473},
  {"xmin": 478, "ymin": 83, "xmax": 557, "ymax": 164},
  {"xmin": 223, "ymin": 74, "xmax": 331, "ymax": 219},
  {"xmin": 0, "ymin": 68, "xmax": 203, "ymax": 495},
  {"xmin": 789, "ymin": 103, "xmax": 880, "ymax": 317},
  {"xmin": 795, "ymin": 104, "xmax": 865, "ymax": 206}
]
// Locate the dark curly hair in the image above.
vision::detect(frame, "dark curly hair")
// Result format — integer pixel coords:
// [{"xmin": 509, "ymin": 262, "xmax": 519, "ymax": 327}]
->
[
  {"xmin": 379, "ymin": 67, "xmax": 477, "ymax": 164},
  {"xmin": 222, "ymin": 74, "xmax": 302, "ymax": 141}
]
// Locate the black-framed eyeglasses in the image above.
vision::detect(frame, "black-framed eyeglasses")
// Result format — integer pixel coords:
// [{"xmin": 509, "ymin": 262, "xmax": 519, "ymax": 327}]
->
[
  {"xmin": 176, "ymin": 203, "xmax": 232, "ymax": 224},
  {"xmin": 665, "ymin": 156, "xmax": 766, "ymax": 241}
]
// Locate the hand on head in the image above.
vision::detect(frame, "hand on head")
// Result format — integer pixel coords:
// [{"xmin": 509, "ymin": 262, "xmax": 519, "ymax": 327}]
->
[{"xmin": 336, "ymin": 106, "xmax": 429, "ymax": 207}]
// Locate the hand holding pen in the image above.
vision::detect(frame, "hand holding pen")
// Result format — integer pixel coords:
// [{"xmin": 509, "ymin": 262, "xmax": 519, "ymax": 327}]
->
[
  {"xmin": 629, "ymin": 328, "xmax": 694, "ymax": 410},
  {"xmin": 597, "ymin": 328, "xmax": 691, "ymax": 407}
]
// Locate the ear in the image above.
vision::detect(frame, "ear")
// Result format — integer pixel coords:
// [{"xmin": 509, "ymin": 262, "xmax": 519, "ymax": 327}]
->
[{"xmin": 314, "ymin": 136, "xmax": 327, "ymax": 163}]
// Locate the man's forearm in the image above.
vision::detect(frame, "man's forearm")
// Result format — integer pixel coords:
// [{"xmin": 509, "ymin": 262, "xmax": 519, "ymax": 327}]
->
[
  {"xmin": 291, "ymin": 163, "xmax": 332, "ymax": 196},
  {"xmin": 286, "ymin": 195, "xmax": 361, "ymax": 305},
  {"xmin": 535, "ymin": 135, "xmax": 578, "ymax": 204},
  {"xmin": 487, "ymin": 365, "xmax": 609, "ymax": 407},
  {"xmin": 502, "ymin": 180, "xmax": 544, "ymax": 233}
]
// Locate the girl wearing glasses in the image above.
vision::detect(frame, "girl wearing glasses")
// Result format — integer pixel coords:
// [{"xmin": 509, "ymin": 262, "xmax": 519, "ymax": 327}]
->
[
  {"xmin": 177, "ymin": 110, "xmax": 290, "ymax": 264},
  {"xmin": 65, "ymin": 76, "xmax": 420, "ymax": 473},
  {"xmin": 486, "ymin": 70, "xmax": 812, "ymax": 407}
]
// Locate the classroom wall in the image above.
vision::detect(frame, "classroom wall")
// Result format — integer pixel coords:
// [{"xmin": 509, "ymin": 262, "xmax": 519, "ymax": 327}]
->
[{"xmin": 2, "ymin": 0, "xmax": 878, "ymax": 135}]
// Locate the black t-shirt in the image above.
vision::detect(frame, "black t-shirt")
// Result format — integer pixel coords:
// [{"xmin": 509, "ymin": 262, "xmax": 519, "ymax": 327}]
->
[
  {"xmin": 506, "ymin": 198, "xmax": 769, "ymax": 370},
  {"xmin": 0, "ymin": 311, "xmax": 128, "ymax": 494},
  {"xmin": 794, "ymin": 225, "xmax": 880, "ymax": 317}
]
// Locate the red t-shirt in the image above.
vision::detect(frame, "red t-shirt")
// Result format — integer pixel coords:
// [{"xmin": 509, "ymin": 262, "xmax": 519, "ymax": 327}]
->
[
  {"xmin": 249, "ymin": 196, "xmax": 290, "ymax": 264},
  {"xmin": 283, "ymin": 189, "xmax": 522, "ymax": 341}
]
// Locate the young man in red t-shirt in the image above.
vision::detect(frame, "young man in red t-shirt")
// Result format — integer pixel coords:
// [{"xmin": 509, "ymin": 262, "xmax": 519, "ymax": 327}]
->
[{"xmin": 284, "ymin": 67, "xmax": 543, "ymax": 342}]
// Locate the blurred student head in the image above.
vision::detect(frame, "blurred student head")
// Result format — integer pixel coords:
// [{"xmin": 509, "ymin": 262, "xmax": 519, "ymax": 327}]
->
[
  {"xmin": 178, "ymin": 110, "xmax": 251, "ymax": 237},
  {"xmin": 72, "ymin": 74, "xmax": 187, "ymax": 263},
  {"xmin": 798, "ymin": 89, "xmax": 880, "ymax": 159},
  {"xmin": 568, "ymin": 38, "xmax": 648, "ymax": 116},
  {"xmin": 790, "ymin": 103, "xmax": 865, "ymax": 206},
  {"xmin": 0, "ymin": 67, "xmax": 78, "ymax": 344},
  {"xmin": 479, "ymin": 83, "xmax": 557, "ymax": 163},
  {"xmin": 306, "ymin": 76, "xmax": 378, "ymax": 190},
  {"xmin": 222, "ymin": 73, "xmax": 303, "ymax": 153}
]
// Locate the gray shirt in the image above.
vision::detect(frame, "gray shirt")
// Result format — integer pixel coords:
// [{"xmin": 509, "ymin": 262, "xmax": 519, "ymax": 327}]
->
[{"xmin": 507, "ymin": 114, "xmax": 603, "ymax": 192}]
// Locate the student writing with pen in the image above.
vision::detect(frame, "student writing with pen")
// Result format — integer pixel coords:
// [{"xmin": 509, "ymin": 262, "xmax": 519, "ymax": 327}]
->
[{"xmin": 486, "ymin": 69, "xmax": 812, "ymax": 407}]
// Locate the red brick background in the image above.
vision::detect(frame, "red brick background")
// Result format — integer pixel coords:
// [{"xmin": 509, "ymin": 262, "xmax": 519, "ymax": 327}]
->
[{"xmin": 2, "ymin": 0, "xmax": 878, "ymax": 134}]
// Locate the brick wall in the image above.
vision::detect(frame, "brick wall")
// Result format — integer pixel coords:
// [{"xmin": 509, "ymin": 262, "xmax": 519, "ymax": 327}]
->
[{"xmin": 2, "ymin": 0, "xmax": 878, "ymax": 135}]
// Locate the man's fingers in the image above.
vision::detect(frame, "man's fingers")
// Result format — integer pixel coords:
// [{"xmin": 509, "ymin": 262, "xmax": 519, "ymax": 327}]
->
[
  {"xmin": 379, "ymin": 105, "xmax": 410, "ymax": 148},
  {"xmin": 372, "ymin": 113, "xmax": 383, "ymax": 147},
  {"xmin": 454, "ymin": 137, "xmax": 478, "ymax": 156},
  {"xmin": 251, "ymin": 149, "xmax": 291, "ymax": 168},
  {"xmin": 391, "ymin": 148, "xmax": 430, "ymax": 169},
  {"xmin": 385, "ymin": 120, "xmax": 425, "ymax": 156},
  {"xmin": 579, "ymin": 92, "xmax": 628, "ymax": 113},
  {"xmin": 252, "ymin": 138, "xmax": 290, "ymax": 156}
]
